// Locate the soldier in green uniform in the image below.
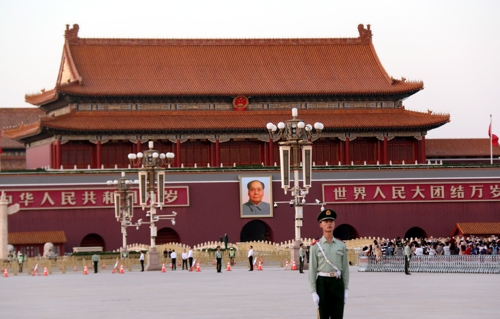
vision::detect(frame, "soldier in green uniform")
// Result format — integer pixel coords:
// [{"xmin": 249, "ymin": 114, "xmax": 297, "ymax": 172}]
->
[
  {"xmin": 404, "ymin": 240, "xmax": 411, "ymax": 275},
  {"xmin": 229, "ymin": 247, "xmax": 236, "ymax": 266},
  {"xmin": 309, "ymin": 209, "xmax": 349, "ymax": 319},
  {"xmin": 299, "ymin": 243, "xmax": 305, "ymax": 273},
  {"xmin": 215, "ymin": 246, "xmax": 223, "ymax": 273}
]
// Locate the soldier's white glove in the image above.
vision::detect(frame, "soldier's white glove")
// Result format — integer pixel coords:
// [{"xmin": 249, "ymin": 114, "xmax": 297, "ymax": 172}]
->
[
  {"xmin": 344, "ymin": 290, "xmax": 349, "ymax": 303},
  {"xmin": 312, "ymin": 292, "xmax": 320, "ymax": 307}
]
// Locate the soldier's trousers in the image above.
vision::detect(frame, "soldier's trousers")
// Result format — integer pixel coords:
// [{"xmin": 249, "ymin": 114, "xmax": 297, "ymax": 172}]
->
[{"xmin": 316, "ymin": 276, "xmax": 344, "ymax": 318}]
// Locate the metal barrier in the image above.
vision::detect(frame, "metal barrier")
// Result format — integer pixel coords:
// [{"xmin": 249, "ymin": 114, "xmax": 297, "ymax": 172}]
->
[{"xmin": 358, "ymin": 255, "xmax": 500, "ymax": 274}]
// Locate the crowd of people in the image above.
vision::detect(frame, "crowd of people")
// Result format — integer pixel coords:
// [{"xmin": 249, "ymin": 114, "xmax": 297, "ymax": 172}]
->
[{"xmin": 362, "ymin": 235, "xmax": 500, "ymax": 259}]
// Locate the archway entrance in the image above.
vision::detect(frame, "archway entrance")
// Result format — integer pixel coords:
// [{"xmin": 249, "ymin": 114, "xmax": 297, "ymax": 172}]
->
[
  {"xmin": 80, "ymin": 233, "xmax": 105, "ymax": 251},
  {"xmin": 404, "ymin": 227, "xmax": 427, "ymax": 240},
  {"xmin": 333, "ymin": 224, "xmax": 359, "ymax": 241},
  {"xmin": 240, "ymin": 220, "xmax": 273, "ymax": 242},
  {"xmin": 156, "ymin": 228, "xmax": 181, "ymax": 244}
]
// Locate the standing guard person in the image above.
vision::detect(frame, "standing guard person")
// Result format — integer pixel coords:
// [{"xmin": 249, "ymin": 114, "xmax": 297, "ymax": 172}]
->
[
  {"xmin": 229, "ymin": 247, "xmax": 236, "ymax": 266},
  {"xmin": 404, "ymin": 240, "xmax": 412, "ymax": 275},
  {"xmin": 215, "ymin": 246, "xmax": 222, "ymax": 273},
  {"xmin": 92, "ymin": 253, "xmax": 100, "ymax": 274},
  {"xmin": 309, "ymin": 209, "xmax": 349, "ymax": 319},
  {"xmin": 299, "ymin": 243, "xmax": 305, "ymax": 273}
]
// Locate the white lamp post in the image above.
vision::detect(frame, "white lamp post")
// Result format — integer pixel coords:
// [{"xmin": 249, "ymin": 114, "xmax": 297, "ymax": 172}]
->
[
  {"xmin": 106, "ymin": 172, "xmax": 140, "ymax": 258},
  {"xmin": 266, "ymin": 108, "xmax": 323, "ymax": 268},
  {"xmin": 128, "ymin": 141, "xmax": 176, "ymax": 271}
]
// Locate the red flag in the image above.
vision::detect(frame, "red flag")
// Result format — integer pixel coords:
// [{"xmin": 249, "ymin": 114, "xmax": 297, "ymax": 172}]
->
[{"xmin": 489, "ymin": 123, "xmax": 499, "ymax": 146}]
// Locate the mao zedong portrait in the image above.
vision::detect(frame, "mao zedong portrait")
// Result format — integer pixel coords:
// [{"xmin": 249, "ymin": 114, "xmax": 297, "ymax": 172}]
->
[{"xmin": 242, "ymin": 180, "xmax": 271, "ymax": 216}]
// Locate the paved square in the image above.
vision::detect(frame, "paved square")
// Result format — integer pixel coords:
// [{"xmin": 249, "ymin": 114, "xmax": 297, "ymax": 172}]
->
[{"xmin": 1, "ymin": 264, "xmax": 498, "ymax": 318}]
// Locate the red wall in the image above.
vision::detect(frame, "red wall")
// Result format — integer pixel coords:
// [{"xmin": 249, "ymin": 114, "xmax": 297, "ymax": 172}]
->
[
  {"xmin": 26, "ymin": 143, "xmax": 52, "ymax": 169},
  {"xmin": 6, "ymin": 177, "xmax": 500, "ymax": 252}
]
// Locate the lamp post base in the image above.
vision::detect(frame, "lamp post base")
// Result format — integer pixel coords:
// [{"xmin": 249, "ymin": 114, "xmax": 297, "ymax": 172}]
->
[{"xmin": 145, "ymin": 247, "xmax": 161, "ymax": 271}]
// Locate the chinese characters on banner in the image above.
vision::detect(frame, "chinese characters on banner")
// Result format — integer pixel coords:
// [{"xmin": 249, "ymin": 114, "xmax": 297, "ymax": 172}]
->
[
  {"xmin": 323, "ymin": 182, "xmax": 500, "ymax": 204},
  {"xmin": 3, "ymin": 186, "xmax": 189, "ymax": 210}
]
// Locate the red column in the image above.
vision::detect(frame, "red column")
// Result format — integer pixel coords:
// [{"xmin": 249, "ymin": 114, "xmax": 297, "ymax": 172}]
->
[
  {"xmin": 215, "ymin": 138, "xmax": 220, "ymax": 167},
  {"xmin": 51, "ymin": 142, "xmax": 55, "ymax": 169},
  {"xmin": 55, "ymin": 139, "xmax": 61, "ymax": 169},
  {"xmin": 339, "ymin": 140, "xmax": 344, "ymax": 165},
  {"xmin": 176, "ymin": 139, "xmax": 181, "ymax": 167},
  {"xmin": 96, "ymin": 140, "xmax": 101, "ymax": 169},
  {"xmin": 383, "ymin": 137, "xmax": 388, "ymax": 165},
  {"xmin": 345, "ymin": 137, "xmax": 350, "ymax": 165},
  {"xmin": 420, "ymin": 136, "xmax": 426, "ymax": 164},
  {"xmin": 268, "ymin": 139, "xmax": 274, "ymax": 166},
  {"xmin": 136, "ymin": 140, "xmax": 141, "ymax": 153}
]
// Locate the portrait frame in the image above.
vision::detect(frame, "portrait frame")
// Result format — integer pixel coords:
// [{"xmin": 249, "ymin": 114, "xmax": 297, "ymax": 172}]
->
[{"xmin": 239, "ymin": 175, "xmax": 273, "ymax": 218}]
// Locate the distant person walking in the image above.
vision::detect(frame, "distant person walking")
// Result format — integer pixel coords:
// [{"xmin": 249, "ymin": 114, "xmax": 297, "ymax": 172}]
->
[
  {"xmin": 182, "ymin": 249, "xmax": 188, "ymax": 270},
  {"xmin": 139, "ymin": 251, "xmax": 145, "ymax": 271},
  {"xmin": 170, "ymin": 250, "xmax": 177, "ymax": 270},
  {"xmin": 188, "ymin": 248, "xmax": 193, "ymax": 269},
  {"xmin": 248, "ymin": 246, "xmax": 254, "ymax": 271}
]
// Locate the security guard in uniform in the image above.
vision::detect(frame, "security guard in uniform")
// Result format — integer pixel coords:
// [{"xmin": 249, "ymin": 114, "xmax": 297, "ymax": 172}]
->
[{"xmin": 309, "ymin": 209, "xmax": 349, "ymax": 319}]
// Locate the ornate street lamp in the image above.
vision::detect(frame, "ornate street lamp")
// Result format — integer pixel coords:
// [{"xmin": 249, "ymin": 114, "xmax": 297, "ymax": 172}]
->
[
  {"xmin": 106, "ymin": 172, "xmax": 139, "ymax": 258},
  {"xmin": 266, "ymin": 108, "xmax": 324, "ymax": 267},
  {"xmin": 128, "ymin": 141, "xmax": 176, "ymax": 271}
]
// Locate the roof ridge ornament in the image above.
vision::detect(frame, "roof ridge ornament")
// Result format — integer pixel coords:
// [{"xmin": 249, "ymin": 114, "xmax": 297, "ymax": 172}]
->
[
  {"xmin": 357, "ymin": 24, "xmax": 372, "ymax": 43},
  {"xmin": 65, "ymin": 24, "xmax": 79, "ymax": 43}
]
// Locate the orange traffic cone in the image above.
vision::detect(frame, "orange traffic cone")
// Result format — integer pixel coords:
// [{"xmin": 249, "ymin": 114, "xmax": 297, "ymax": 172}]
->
[
  {"xmin": 258, "ymin": 261, "xmax": 263, "ymax": 271},
  {"xmin": 3, "ymin": 268, "xmax": 8, "ymax": 277},
  {"xmin": 226, "ymin": 261, "xmax": 231, "ymax": 271},
  {"xmin": 196, "ymin": 262, "xmax": 201, "ymax": 272},
  {"xmin": 212, "ymin": 260, "xmax": 216, "ymax": 265},
  {"xmin": 291, "ymin": 260, "xmax": 297, "ymax": 270},
  {"xmin": 43, "ymin": 267, "xmax": 49, "ymax": 276},
  {"xmin": 119, "ymin": 264, "xmax": 124, "ymax": 274},
  {"xmin": 161, "ymin": 263, "xmax": 166, "ymax": 273},
  {"xmin": 102, "ymin": 263, "xmax": 106, "ymax": 269},
  {"xmin": 285, "ymin": 260, "xmax": 289, "ymax": 270},
  {"xmin": 83, "ymin": 266, "xmax": 88, "ymax": 275}
]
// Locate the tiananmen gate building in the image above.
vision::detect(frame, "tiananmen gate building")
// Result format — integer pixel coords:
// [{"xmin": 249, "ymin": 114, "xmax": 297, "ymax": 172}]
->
[{"xmin": 1, "ymin": 24, "xmax": 499, "ymax": 255}]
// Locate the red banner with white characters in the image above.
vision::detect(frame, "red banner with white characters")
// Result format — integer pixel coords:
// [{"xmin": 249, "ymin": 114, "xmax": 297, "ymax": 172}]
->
[
  {"xmin": 323, "ymin": 181, "xmax": 500, "ymax": 204},
  {"xmin": 2, "ymin": 186, "xmax": 189, "ymax": 210}
]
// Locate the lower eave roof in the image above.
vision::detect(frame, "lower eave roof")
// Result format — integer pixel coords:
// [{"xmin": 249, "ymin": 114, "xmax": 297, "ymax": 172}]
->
[
  {"xmin": 453, "ymin": 223, "xmax": 500, "ymax": 236},
  {"xmin": 8, "ymin": 231, "xmax": 67, "ymax": 245},
  {"xmin": 4, "ymin": 108, "xmax": 450, "ymax": 140}
]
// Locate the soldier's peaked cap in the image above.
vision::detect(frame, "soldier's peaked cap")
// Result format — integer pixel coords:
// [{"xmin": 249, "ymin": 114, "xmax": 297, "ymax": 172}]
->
[{"xmin": 317, "ymin": 209, "xmax": 337, "ymax": 222}]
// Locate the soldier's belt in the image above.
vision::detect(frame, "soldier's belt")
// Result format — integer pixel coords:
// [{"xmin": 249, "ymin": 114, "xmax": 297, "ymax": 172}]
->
[{"xmin": 318, "ymin": 272, "xmax": 341, "ymax": 278}]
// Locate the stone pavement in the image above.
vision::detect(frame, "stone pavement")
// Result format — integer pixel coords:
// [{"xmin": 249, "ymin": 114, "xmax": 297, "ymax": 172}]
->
[{"xmin": 1, "ymin": 263, "xmax": 499, "ymax": 318}]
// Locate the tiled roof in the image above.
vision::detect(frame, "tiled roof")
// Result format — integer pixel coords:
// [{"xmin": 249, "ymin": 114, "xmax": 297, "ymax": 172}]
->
[
  {"xmin": 25, "ymin": 24, "xmax": 424, "ymax": 105},
  {"xmin": 8, "ymin": 231, "xmax": 67, "ymax": 245},
  {"xmin": 0, "ymin": 108, "xmax": 44, "ymax": 148},
  {"xmin": 4, "ymin": 108, "xmax": 449, "ymax": 139},
  {"xmin": 426, "ymin": 139, "xmax": 500, "ymax": 157},
  {"xmin": 454, "ymin": 223, "xmax": 500, "ymax": 236}
]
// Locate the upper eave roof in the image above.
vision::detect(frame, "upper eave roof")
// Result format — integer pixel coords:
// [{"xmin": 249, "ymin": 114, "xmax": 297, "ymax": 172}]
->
[
  {"xmin": 25, "ymin": 24, "xmax": 423, "ymax": 106},
  {"xmin": 4, "ymin": 108, "xmax": 449, "ymax": 140}
]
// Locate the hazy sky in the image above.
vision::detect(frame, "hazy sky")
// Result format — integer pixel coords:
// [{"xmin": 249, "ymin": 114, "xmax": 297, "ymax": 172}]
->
[{"xmin": 1, "ymin": 0, "xmax": 499, "ymax": 138}]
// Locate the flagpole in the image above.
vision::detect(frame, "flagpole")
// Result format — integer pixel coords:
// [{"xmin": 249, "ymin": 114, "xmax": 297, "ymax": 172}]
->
[{"xmin": 491, "ymin": 114, "xmax": 493, "ymax": 165}]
